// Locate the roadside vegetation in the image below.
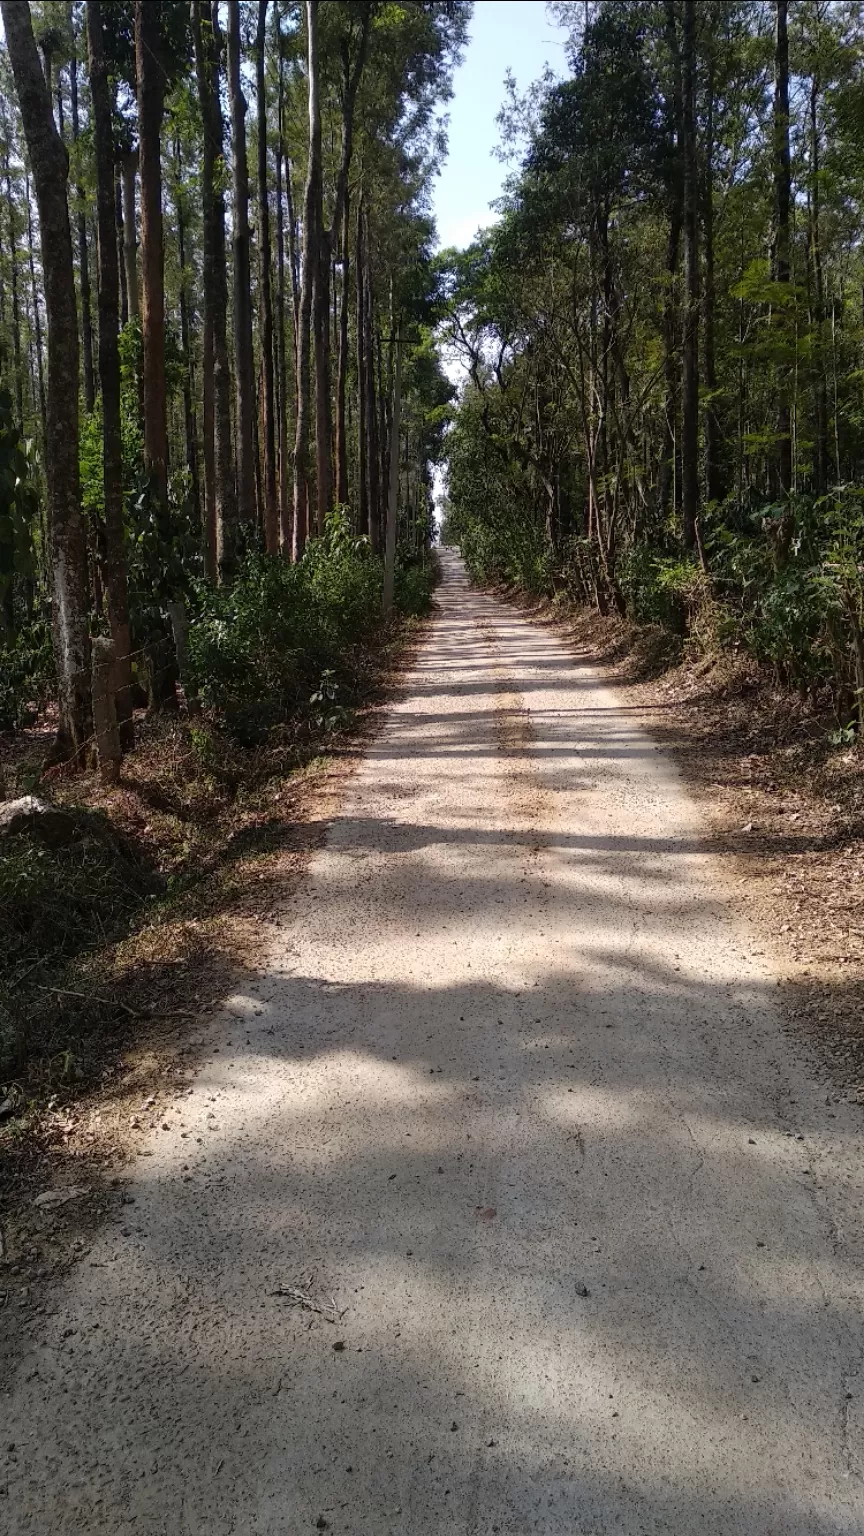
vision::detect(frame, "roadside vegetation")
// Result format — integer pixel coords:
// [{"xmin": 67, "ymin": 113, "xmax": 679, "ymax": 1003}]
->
[
  {"xmin": 0, "ymin": 0, "xmax": 459, "ymax": 1120},
  {"xmin": 442, "ymin": 0, "xmax": 864, "ymax": 745}
]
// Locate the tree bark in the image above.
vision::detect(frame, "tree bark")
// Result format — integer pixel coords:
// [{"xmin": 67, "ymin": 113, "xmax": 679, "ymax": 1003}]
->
[
  {"xmin": 774, "ymin": 0, "xmax": 792, "ymax": 497},
  {"xmin": 1, "ymin": 127, "xmax": 25, "ymax": 426},
  {"xmin": 383, "ymin": 332, "xmax": 401, "ymax": 614},
  {"xmin": 135, "ymin": 0, "xmax": 168, "ymax": 508},
  {"xmin": 293, "ymin": 0, "xmax": 321, "ymax": 560},
  {"xmin": 115, "ymin": 168, "xmax": 128, "ymax": 325},
  {"xmin": 703, "ymin": 43, "xmax": 722, "ymax": 505},
  {"xmin": 227, "ymin": 0, "xmax": 257, "ymax": 529},
  {"xmin": 365, "ymin": 218, "xmax": 381, "ymax": 553},
  {"xmin": 809, "ymin": 72, "xmax": 828, "ymax": 494},
  {"xmin": 335, "ymin": 187, "xmax": 350, "ymax": 506},
  {"xmin": 70, "ymin": 37, "xmax": 95, "ymax": 414},
  {"xmin": 681, "ymin": 0, "xmax": 699, "ymax": 549},
  {"xmin": 2, "ymin": 0, "xmax": 92, "ymax": 759},
  {"xmin": 355, "ymin": 192, "xmax": 368, "ymax": 535},
  {"xmin": 256, "ymin": 0, "xmax": 279, "ymax": 554},
  {"xmin": 274, "ymin": 18, "xmax": 291, "ymax": 551},
  {"xmin": 87, "ymin": 0, "xmax": 134, "ymax": 749},
  {"xmin": 175, "ymin": 139, "xmax": 203, "ymax": 543},
  {"xmin": 120, "ymin": 149, "xmax": 139, "ymax": 322},
  {"xmin": 661, "ymin": 0, "xmax": 683, "ymax": 523},
  {"xmin": 25, "ymin": 178, "xmax": 47, "ymax": 443},
  {"xmin": 192, "ymin": 0, "xmax": 235, "ymax": 582}
]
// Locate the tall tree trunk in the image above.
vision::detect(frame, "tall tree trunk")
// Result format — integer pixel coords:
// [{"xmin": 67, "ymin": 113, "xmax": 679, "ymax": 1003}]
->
[
  {"xmin": 2, "ymin": 0, "xmax": 92, "ymax": 758},
  {"xmin": 285, "ymin": 155, "xmax": 300, "ymax": 335},
  {"xmin": 661, "ymin": 0, "xmax": 683, "ymax": 522},
  {"xmin": 1, "ymin": 130, "xmax": 25, "ymax": 425},
  {"xmin": 365, "ymin": 222, "xmax": 381, "ymax": 554},
  {"xmin": 312, "ymin": 230, "xmax": 332, "ymax": 535},
  {"xmin": 293, "ymin": 0, "xmax": 321, "ymax": 560},
  {"xmin": 774, "ymin": 0, "xmax": 792, "ymax": 498},
  {"xmin": 809, "ymin": 72, "xmax": 828, "ymax": 494},
  {"xmin": 87, "ymin": 0, "xmax": 134, "ymax": 748},
  {"xmin": 175, "ymin": 140, "xmax": 203, "ymax": 542},
  {"xmin": 383, "ymin": 331, "xmax": 401, "ymax": 614},
  {"xmin": 135, "ymin": 1, "xmax": 168, "ymax": 507},
  {"xmin": 227, "ymin": 0, "xmax": 257, "ymax": 528},
  {"xmin": 70, "ymin": 39, "xmax": 95, "ymax": 414},
  {"xmin": 311, "ymin": 4, "xmax": 371, "ymax": 534},
  {"xmin": 25, "ymin": 178, "xmax": 47, "ymax": 443},
  {"xmin": 192, "ymin": 0, "xmax": 235, "ymax": 582},
  {"xmin": 120, "ymin": 150, "xmax": 139, "ymax": 322},
  {"xmin": 335, "ymin": 187, "xmax": 350, "ymax": 506},
  {"xmin": 256, "ymin": 0, "xmax": 279, "ymax": 554},
  {"xmin": 681, "ymin": 0, "xmax": 699, "ymax": 550},
  {"xmin": 115, "ymin": 167, "xmax": 128, "ymax": 325},
  {"xmin": 355, "ymin": 193, "xmax": 368, "ymax": 535},
  {"xmin": 703, "ymin": 45, "xmax": 722, "ymax": 505},
  {"xmin": 274, "ymin": 17, "xmax": 290, "ymax": 551}
]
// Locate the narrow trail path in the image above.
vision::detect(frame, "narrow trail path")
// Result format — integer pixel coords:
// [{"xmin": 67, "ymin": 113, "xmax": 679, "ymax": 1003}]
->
[{"xmin": 6, "ymin": 551, "xmax": 864, "ymax": 1534}]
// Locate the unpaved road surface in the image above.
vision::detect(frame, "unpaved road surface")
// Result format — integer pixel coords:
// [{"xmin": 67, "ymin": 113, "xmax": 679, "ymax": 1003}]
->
[{"xmin": 4, "ymin": 552, "xmax": 864, "ymax": 1534}]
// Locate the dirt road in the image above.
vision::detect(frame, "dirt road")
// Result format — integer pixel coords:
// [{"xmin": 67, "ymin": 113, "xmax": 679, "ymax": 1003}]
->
[{"xmin": 5, "ymin": 551, "xmax": 864, "ymax": 1534}]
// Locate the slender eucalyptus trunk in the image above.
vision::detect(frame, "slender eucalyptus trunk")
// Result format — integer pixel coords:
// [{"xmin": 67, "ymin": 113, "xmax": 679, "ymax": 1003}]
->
[
  {"xmin": 275, "ymin": 21, "xmax": 290, "ymax": 550},
  {"xmin": 364, "ymin": 218, "xmax": 380, "ymax": 553},
  {"xmin": 293, "ymin": 0, "xmax": 321, "ymax": 560},
  {"xmin": 383, "ymin": 332, "xmax": 401, "ymax": 614},
  {"xmin": 135, "ymin": 0, "xmax": 168, "ymax": 508},
  {"xmin": 70, "ymin": 40, "xmax": 95, "ymax": 414},
  {"xmin": 809, "ymin": 73, "xmax": 828, "ymax": 494},
  {"xmin": 661, "ymin": 0, "xmax": 683, "ymax": 523},
  {"xmin": 774, "ymin": 0, "xmax": 793, "ymax": 499},
  {"xmin": 175, "ymin": 142, "xmax": 203, "ymax": 540},
  {"xmin": 355, "ymin": 195, "xmax": 368, "ymax": 535},
  {"xmin": 192, "ymin": 0, "xmax": 235, "ymax": 582},
  {"xmin": 2, "ymin": 133, "xmax": 24, "ymax": 425},
  {"xmin": 335, "ymin": 189, "xmax": 350, "ymax": 506},
  {"xmin": 312, "ymin": 229, "xmax": 332, "ymax": 534},
  {"xmin": 115, "ymin": 168, "xmax": 128, "ymax": 325},
  {"xmin": 228, "ymin": 0, "xmax": 257, "ymax": 527},
  {"xmin": 256, "ymin": 0, "xmax": 279, "ymax": 554},
  {"xmin": 703, "ymin": 47, "xmax": 722, "ymax": 505},
  {"xmin": 87, "ymin": 0, "xmax": 134, "ymax": 748},
  {"xmin": 121, "ymin": 149, "xmax": 139, "ymax": 322},
  {"xmin": 681, "ymin": 0, "xmax": 699, "ymax": 550},
  {"xmin": 2, "ymin": 0, "xmax": 92, "ymax": 759},
  {"xmin": 25, "ymin": 179, "xmax": 47, "ymax": 443}
]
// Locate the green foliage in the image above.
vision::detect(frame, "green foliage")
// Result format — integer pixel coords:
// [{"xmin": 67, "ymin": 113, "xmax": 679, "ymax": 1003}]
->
[
  {"xmin": 0, "ymin": 615, "xmax": 53, "ymax": 733},
  {"xmin": 187, "ymin": 533, "xmax": 435, "ymax": 745},
  {"xmin": 0, "ymin": 384, "xmax": 38, "ymax": 620}
]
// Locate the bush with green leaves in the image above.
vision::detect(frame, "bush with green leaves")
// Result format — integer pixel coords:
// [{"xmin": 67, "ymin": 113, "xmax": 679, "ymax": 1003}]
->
[{"xmin": 187, "ymin": 520, "xmax": 436, "ymax": 745}]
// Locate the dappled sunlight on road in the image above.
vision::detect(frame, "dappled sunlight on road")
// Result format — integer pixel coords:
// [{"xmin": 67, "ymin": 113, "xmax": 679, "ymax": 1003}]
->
[{"xmin": 5, "ymin": 552, "xmax": 864, "ymax": 1535}]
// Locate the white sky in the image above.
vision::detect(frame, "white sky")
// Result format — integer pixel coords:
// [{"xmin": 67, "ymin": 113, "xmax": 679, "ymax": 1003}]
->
[{"xmin": 432, "ymin": 0, "xmax": 568, "ymax": 251}]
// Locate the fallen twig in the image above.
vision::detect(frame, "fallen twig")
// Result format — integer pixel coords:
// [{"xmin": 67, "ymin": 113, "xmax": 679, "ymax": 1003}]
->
[
  {"xmin": 269, "ymin": 1283, "xmax": 344, "ymax": 1323},
  {"xmin": 37, "ymin": 986, "xmax": 141, "ymax": 1018}
]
